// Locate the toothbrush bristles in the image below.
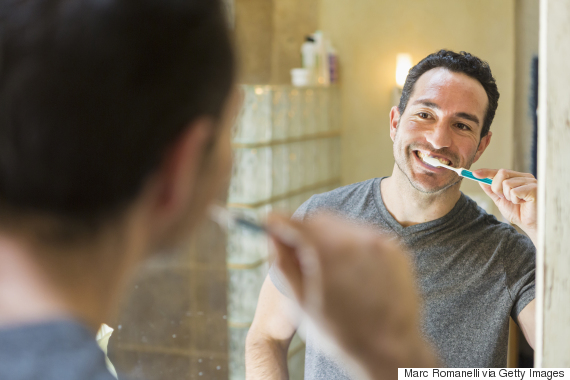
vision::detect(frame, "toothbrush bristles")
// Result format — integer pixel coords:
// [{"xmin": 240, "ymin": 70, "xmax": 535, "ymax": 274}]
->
[{"xmin": 421, "ymin": 155, "xmax": 444, "ymax": 168}]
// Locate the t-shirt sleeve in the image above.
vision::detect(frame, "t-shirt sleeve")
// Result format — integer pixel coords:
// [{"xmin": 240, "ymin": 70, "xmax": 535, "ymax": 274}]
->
[
  {"xmin": 503, "ymin": 231, "xmax": 536, "ymax": 322},
  {"xmin": 268, "ymin": 196, "xmax": 316, "ymax": 298},
  {"xmin": 291, "ymin": 195, "xmax": 315, "ymax": 222},
  {"xmin": 268, "ymin": 264, "xmax": 293, "ymax": 298}
]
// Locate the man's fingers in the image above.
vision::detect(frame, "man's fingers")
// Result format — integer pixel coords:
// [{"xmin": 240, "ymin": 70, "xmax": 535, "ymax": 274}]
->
[
  {"xmin": 509, "ymin": 184, "xmax": 538, "ymax": 205},
  {"xmin": 502, "ymin": 177, "xmax": 537, "ymax": 203},
  {"xmin": 266, "ymin": 214, "xmax": 306, "ymax": 248},
  {"xmin": 491, "ymin": 169, "xmax": 510, "ymax": 199},
  {"xmin": 266, "ymin": 214, "xmax": 308, "ymax": 303},
  {"xmin": 478, "ymin": 169, "xmax": 537, "ymax": 207},
  {"xmin": 474, "ymin": 168, "xmax": 535, "ymax": 180},
  {"xmin": 488, "ymin": 169, "xmax": 535, "ymax": 200},
  {"xmin": 271, "ymin": 237, "xmax": 305, "ymax": 303},
  {"xmin": 481, "ymin": 168, "xmax": 534, "ymax": 179},
  {"xmin": 472, "ymin": 168, "xmax": 498, "ymax": 179}
]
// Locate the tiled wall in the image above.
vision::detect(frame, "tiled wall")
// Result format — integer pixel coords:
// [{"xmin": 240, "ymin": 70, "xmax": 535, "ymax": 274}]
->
[
  {"xmin": 227, "ymin": 84, "xmax": 341, "ymax": 380},
  {"xmin": 108, "ymin": 220, "xmax": 229, "ymax": 380}
]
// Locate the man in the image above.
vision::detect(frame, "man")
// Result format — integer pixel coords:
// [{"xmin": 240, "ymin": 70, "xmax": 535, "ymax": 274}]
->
[
  {"xmin": 0, "ymin": 0, "xmax": 236, "ymax": 378},
  {"xmin": 0, "ymin": 0, "xmax": 436, "ymax": 379},
  {"xmin": 246, "ymin": 50, "xmax": 537, "ymax": 377}
]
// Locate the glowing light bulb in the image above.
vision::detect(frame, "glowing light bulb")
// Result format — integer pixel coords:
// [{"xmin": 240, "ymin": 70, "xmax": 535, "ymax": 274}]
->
[{"xmin": 395, "ymin": 53, "xmax": 413, "ymax": 88}]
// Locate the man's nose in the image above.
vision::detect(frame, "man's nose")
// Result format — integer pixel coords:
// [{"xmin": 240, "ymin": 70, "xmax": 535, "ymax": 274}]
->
[{"xmin": 425, "ymin": 123, "xmax": 452, "ymax": 150}]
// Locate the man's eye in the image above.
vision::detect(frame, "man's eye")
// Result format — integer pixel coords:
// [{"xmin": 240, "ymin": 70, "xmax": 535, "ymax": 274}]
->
[
  {"xmin": 418, "ymin": 112, "xmax": 429, "ymax": 119},
  {"xmin": 457, "ymin": 123, "xmax": 470, "ymax": 130}
]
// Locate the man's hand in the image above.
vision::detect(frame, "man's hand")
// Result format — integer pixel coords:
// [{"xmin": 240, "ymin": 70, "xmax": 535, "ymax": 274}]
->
[
  {"xmin": 266, "ymin": 213, "xmax": 437, "ymax": 379},
  {"xmin": 473, "ymin": 169, "xmax": 538, "ymax": 244}
]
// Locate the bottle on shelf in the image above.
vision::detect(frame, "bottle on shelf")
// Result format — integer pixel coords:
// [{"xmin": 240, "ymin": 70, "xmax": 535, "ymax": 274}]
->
[
  {"xmin": 313, "ymin": 30, "xmax": 330, "ymax": 86},
  {"xmin": 327, "ymin": 41, "xmax": 338, "ymax": 84}
]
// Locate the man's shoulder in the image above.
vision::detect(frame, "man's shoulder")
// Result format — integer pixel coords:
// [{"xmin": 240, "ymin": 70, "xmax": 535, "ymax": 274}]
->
[
  {"xmin": 294, "ymin": 178, "xmax": 380, "ymax": 220},
  {"xmin": 0, "ymin": 320, "xmax": 117, "ymax": 380}
]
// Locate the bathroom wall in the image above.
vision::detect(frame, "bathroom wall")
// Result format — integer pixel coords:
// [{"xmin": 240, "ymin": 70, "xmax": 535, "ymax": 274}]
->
[
  {"xmin": 318, "ymin": 0, "xmax": 516, "ymax": 196},
  {"xmin": 234, "ymin": 0, "xmax": 319, "ymax": 84},
  {"xmin": 513, "ymin": 0, "xmax": 539, "ymax": 174},
  {"xmin": 234, "ymin": 0, "xmax": 274, "ymax": 83}
]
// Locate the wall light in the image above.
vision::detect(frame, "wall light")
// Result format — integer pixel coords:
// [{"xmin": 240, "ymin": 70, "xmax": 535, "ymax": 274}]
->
[
  {"xmin": 392, "ymin": 53, "xmax": 413, "ymax": 106},
  {"xmin": 395, "ymin": 53, "xmax": 413, "ymax": 88}
]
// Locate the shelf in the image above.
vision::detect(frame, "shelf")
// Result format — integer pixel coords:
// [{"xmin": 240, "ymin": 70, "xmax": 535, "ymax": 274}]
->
[
  {"xmin": 114, "ymin": 342, "xmax": 228, "ymax": 359},
  {"xmin": 228, "ymin": 178, "xmax": 340, "ymax": 209},
  {"xmin": 231, "ymin": 130, "xmax": 341, "ymax": 149},
  {"xmin": 227, "ymin": 257, "xmax": 267, "ymax": 270}
]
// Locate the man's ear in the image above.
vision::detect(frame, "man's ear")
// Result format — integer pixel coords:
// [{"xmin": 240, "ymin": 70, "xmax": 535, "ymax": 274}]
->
[
  {"xmin": 472, "ymin": 131, "xmax": 492, "ymax": 164},
  {"xmin": 389, "ymin": 106, "xmax": 401, "ymax": 142},
  {"xmin": 148, "ymin": 118, "xmax": 214, "ymax": 234}
]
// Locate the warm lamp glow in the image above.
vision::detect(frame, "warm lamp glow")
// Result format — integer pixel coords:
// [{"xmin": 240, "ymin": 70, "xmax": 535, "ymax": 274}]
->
[{"xmin": 395, "ymin": 53, "xmax": 413, "ymax": 88}]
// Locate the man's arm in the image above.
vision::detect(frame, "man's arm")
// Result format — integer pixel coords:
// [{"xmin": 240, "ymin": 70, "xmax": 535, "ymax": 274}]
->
[
  {"xmin": 245, "ymin": 276, "xmax": 300, "ymax": 380},
  {"xmin": 517, "ymin": 299, "xmax": 536, "ymax": 349},
  {"xmin": 473, "ymin": 168, "xmax": 538, "ymax": 347}
]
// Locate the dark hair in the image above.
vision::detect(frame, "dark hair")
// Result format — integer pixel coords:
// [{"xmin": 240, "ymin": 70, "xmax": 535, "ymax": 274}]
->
[
  {"xmin": 398, "ymin": 50, "xmax": 499, "ymax": 138},
  {"xmin": 0, "ymin": 0, "xmax": 234, "ymax": 228}
]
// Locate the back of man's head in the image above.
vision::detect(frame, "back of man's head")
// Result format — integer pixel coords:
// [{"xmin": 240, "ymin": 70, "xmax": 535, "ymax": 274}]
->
[
  {"xmin": 398, "ymin": 50, "xmax": 499, "ymax": 138},
  {"xmin": 0, "ymin": 0, "xmax": 234, "ymax": 238}
]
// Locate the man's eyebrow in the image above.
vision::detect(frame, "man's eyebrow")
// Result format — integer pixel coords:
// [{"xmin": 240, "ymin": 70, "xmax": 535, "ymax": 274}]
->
[
  {"xmin": 412, "ymin": 99, "xmax": 480, "ymax": 126},
  {"xmin": 454, "ymin": 112, "xmax": 480, "ymax": 126},
  {"xmin": 412, "ymin": 100, "xmax": 440, "ymax": 109}
]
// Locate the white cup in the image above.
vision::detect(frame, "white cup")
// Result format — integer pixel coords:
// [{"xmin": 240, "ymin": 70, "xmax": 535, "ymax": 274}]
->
[{"xmin": 291, "ymin": 68, "xmax": 312, "ymax": 87}]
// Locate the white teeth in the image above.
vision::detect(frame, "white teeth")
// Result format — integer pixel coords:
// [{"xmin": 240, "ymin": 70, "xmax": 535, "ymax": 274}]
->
[
  {"xmin": 437, "ymin": 157, "xmax": 451, "ymax": 165},
  {"xmin": 416, "ymin": 151, "xmax": 451, "ymax": 165}
]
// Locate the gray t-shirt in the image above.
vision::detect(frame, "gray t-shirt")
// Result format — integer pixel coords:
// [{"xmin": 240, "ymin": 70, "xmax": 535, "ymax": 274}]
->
[
  {"xmin": 269, "ymin": 178, "xmax": 535, "ymax": 375},
  {"xmin": 0, "ymin": 319, "xmax": 118, "ymax": 380}
]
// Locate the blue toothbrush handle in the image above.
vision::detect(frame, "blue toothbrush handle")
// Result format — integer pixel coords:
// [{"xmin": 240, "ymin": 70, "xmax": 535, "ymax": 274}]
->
[{"xmin": 460, "ymin": 169, "xmax": 493, "ymax": 185}]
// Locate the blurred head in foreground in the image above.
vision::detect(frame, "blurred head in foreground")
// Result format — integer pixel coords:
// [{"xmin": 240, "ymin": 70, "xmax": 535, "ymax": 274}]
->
[{"xmin": 0, "ymin": 0, "xmax": 236, "ymax": 327}]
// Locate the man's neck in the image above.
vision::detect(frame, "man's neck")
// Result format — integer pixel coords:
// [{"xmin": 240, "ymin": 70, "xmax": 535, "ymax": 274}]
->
[
  {"xmin": 0, "ymin": 229, "xmax": 140, "ymax": 333},
  {"xmin": 381, "ymin": 165, "xmax": 462, "ymax": 227},
  {"xmin": 0, "ymin": 237, "xmax": 72, "ymax": 328}
]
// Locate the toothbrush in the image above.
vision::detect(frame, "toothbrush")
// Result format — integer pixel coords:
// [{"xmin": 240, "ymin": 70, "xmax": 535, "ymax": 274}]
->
[
  {"xmin": 208, "ymin": 204, "xmax": 267, "ymax": 234},
  {"xmin": 421, "ymin": 156, "xmax": 493, "ymax": 185},
  {"xmin": 209, "ymin": 204, "xmax": 304, "ymax": 248}
]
